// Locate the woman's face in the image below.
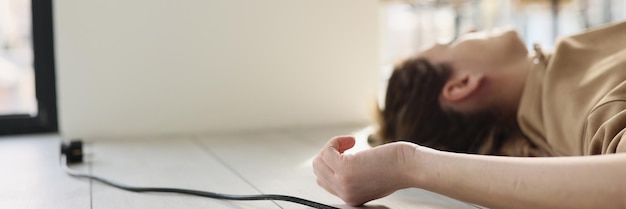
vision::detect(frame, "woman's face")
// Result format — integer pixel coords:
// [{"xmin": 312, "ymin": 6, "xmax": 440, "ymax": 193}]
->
[{"xmin": 419, "ymin": 28, "xmax": 528, "ymax": 74}]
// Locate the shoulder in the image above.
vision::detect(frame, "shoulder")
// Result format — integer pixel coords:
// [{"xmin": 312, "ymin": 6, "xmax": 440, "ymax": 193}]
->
[{"xmin": 584, "ymin": 84, "xmax": 626, "ymax": 154}]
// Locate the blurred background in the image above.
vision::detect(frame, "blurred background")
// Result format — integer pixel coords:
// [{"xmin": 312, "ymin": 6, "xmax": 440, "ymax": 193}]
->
[
  {"xmin": 1, "ymin": 0, "xmax": 625, "ymax": 138},
  {"xmin": 381, "ymin": 0, "xmax": 626, "ymax": 68},
  {"xmin": 0, "ymin": 0, "xmax": 36, "ymax": 116}
]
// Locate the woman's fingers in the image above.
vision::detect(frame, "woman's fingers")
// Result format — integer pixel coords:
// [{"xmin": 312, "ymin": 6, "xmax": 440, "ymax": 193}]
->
[
  {"xmin": 315, "ymin": 136, "xmax": 407, "ymax": 206},
  {"xmin": 313, "ymin": 149, "xmax": 339, "ymax": 196},
  {"xmin": 314, "ymin": 136, "xmax": 356, "ymax": 197},
  {"xmin": 316, "ymin": 176, "xmax": 338, "ymax": 196},
  {"xmin": 320, "ymin": 136, "xmax": 354, "ymax": 170},
  {"xmin": 313, "ymin": 155, "xmax": 334, "ymax": 176},
  {"xmin": 335, "ymin": 136, "xmax": 356, "ymax": 153},
  {"xmin": 323, "ymin": 135, "xmax": 356, "ymax": 153}
]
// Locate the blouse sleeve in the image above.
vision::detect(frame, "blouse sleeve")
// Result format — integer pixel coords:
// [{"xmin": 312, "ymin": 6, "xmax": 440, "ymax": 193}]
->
[{"xmin": 584, "ymin": 101, "xmax": 626, "ymax": 154}]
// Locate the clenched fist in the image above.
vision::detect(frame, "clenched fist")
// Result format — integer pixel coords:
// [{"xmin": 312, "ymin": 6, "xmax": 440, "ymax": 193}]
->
[{"xmin": 312, "ymin": 136, "xmax": 422, "ymax": 206}]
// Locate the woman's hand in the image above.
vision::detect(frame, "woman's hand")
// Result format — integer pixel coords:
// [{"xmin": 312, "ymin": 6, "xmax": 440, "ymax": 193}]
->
[{"xmin": 312, "ymin": 136, "xmax": 421, "ymax": 206}]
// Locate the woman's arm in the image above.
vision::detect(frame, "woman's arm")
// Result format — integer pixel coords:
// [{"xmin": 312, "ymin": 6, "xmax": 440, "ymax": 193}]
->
[
  {"xmin": 312, "ymin": 136, "xmax": 626, "ymax": 209},
  {"xmin": 417, "ymin": 144, "xmax": 626, "ymax": 209}
]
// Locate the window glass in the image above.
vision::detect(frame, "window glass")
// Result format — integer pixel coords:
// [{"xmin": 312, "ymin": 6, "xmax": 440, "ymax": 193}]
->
[{"xmin": 0, "ymin": 0, "xmax": 36, "ymax": 116}]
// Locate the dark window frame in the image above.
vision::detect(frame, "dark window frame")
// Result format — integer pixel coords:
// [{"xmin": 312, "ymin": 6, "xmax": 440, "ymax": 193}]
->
[{"xmin": 0, "ymin": 0, "xmax": 57, "ymax": 135}]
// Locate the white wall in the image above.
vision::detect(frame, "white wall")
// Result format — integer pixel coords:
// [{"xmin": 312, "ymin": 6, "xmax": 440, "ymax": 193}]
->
[{"xmin": 54, "ymin": 0, "xmax": 379, "ymax": 139}]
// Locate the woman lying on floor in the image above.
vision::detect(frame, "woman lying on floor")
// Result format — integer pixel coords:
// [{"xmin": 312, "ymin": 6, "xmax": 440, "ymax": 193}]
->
[{"xmin": 313, "ymin": 21, "xmax": 626, "ymax": 209}]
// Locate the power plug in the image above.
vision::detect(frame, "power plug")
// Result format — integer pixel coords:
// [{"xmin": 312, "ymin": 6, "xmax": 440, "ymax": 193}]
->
[{"xmin": 60, "ymin": 140, "xmax": 84, "ymax": 164}]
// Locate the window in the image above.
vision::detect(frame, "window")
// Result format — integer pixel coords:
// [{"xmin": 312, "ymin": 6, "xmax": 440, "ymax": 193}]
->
[
  {"xmin": 381, "ymin": 0, "xmax": 626, "ymax": 67},
  {"xmin": 0, "ymin": 0, "xmax": 57, "ymax": 135}
]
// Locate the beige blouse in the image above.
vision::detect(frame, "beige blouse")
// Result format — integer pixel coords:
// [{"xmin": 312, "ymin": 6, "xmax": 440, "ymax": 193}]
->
[{"xmin": 514, "ymin": 21, "xmax": 626, "ymax": 156}]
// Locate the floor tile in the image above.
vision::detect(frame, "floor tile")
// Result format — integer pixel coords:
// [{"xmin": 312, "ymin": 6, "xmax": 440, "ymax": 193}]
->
[
  {"xmin": 88, "ymin": 137, "xmax": 279, "ymax": 209},
  {"xmin": 0, "ymin": 134, "xmax": 90, "ymax": 209},
  {"xmin": 0, "ymin": 127, "xmax": 485, "ymax": 209}
]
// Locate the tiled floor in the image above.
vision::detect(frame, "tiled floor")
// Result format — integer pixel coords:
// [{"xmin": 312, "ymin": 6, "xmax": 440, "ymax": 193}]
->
[{"xmin": 0, "ymin": 125, "xmax": 482, "ymax": 209}]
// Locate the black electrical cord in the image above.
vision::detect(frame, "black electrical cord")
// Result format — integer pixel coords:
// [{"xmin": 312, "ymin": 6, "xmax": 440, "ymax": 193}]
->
[{"xmin": 60, "ymin": 141, "xmax": 339, "ymax": 209}]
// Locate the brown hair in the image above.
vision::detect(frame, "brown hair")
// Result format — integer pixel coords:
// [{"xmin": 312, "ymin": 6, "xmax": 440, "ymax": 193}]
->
[{"xmin": 370, "ymin": 57, "xmax": 510, "ymax": 154}]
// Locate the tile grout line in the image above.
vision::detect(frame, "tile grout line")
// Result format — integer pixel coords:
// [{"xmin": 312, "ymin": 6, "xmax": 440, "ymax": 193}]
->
[
  {"xmin": 89, "ymin": 145, "xmax": 94, "ymax": 209},
  {"xmin": 468, "ymin": 203, "xmax": 484, "ymax": 209},
  {"xmin": 191, "ymin": 137, "xmax": 284, "ymax": 209}
]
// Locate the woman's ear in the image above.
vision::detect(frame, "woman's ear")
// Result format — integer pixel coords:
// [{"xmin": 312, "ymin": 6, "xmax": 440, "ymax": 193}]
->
[{"xmin": 441, "ymin": 73, "xmax": 484, "ymax": 102}]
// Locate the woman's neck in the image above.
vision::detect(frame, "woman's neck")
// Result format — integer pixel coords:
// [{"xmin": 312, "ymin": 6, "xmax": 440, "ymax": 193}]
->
[{"xmin": 483, "ymin": 55, "xmax": 533, "ymax": 126}]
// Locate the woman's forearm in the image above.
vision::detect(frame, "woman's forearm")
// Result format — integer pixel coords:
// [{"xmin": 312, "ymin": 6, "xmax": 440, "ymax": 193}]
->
[{"xmin": 412, "ymin": 148, "xmax": 626, "ymax": 209}]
